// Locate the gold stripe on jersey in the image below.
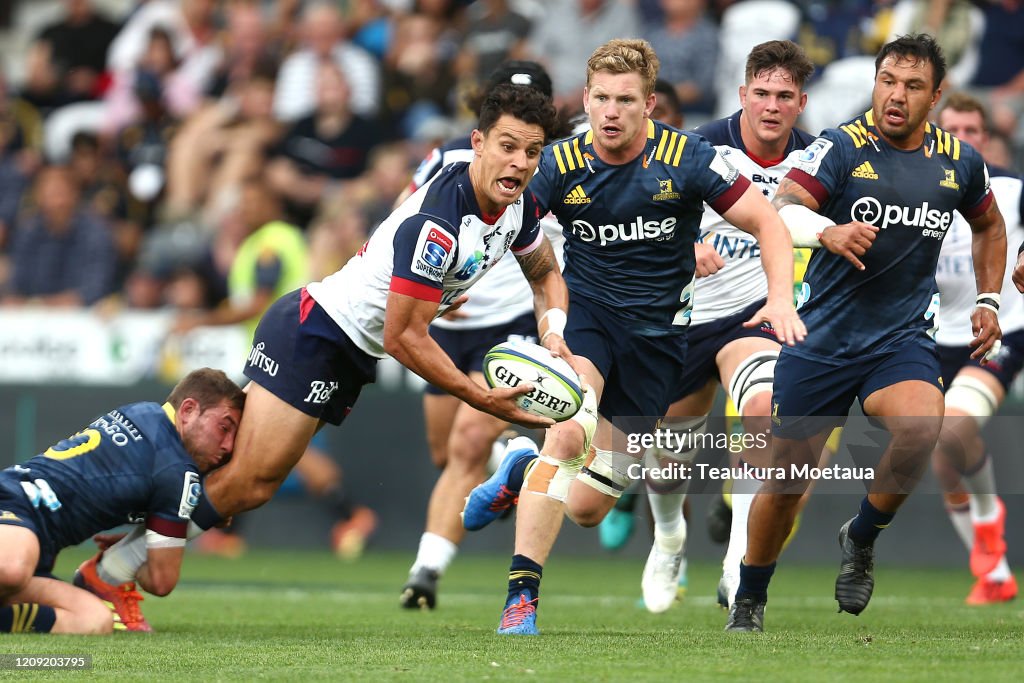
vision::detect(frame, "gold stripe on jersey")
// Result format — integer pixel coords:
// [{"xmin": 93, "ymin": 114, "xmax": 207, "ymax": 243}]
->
[
  {"xmin": 841, "ymin": 124, "xmax": 865, "ymax": 147},
  {"xmin": 672, "ymin": 133, "xmax": 687, "ymax": 166},
  {"xmin": 865, "ymin": 110, "xmax": 876, "ymax": 126},
  {"xmin": 560, "ymin": 141, "xmax": 579, "ymax": 171},
  {"xmin": 647, "ymin": 119, "xmax": 656, "ymax": 138},
  {"xmin": 571, "ymin": 137, "xmax": 585, "ymax": 168},
  {"xmin": 584, "ymin": 129, "xmax": 593, "ymax": 145},
  {"xmin": 655, "ymin": 130, "xmax": 670, "ymax": 162},
  {"xmin": 952, "ymin": 135, "xmax": 960, "ymax": 160},
  {"xmin": 553, "ymin": 144, "xmax": 566, "ymax": 174}
]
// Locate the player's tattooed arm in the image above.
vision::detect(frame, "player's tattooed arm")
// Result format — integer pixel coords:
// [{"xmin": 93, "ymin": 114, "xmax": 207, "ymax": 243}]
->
[
  {"xmin": 516, "ymin": 236, "xmax": 572, "ymax": 360},
  {"xmin": 771, "ymin": 178, "xmax": 818, "ymax": 212},
  {"xmin": 515, "ymin": 235, "xmax": 558, "ymax": 283}
]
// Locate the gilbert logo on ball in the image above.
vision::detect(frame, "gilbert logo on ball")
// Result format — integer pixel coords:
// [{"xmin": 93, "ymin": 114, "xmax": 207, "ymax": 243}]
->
[{"xmin": 483, "ymin": 340, "xmax": 583, "ymax": 422}]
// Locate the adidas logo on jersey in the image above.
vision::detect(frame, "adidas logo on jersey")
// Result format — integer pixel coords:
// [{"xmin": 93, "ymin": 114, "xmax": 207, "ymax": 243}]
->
[
  {"xmin": 564, "ymin": 185, "xmax": 591, "ymax": 204},
  {"xmin": 851, "ymin": 161, "xmax": 879, "ymax": 180}
]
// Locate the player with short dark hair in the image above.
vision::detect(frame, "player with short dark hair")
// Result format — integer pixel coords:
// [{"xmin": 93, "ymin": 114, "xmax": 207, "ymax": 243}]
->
[
  {"xmin": 931, "ymin": 92, "xmax": 1022, "ymax": 605},
  {"xmin": 727, "ymin": 34, "xmax": 1007, "ymax": 632},
  {"xmin": 397, "ymin": 61, "xmax": 568, "ymax": 610},
  {"xmin": 462, "ymin": 38, "xmax": 804, "ymax": 636},
  {"xmin": 0, "ymin": 368, "xmax": 244, "ymax": 634}
]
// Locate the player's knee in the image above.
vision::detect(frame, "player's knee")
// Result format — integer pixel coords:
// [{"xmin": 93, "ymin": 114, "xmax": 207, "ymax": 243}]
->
[
  {"xmin": 447, "ymin": 420, "xmax": 498, "ymax": 468},
  {"xmin": 0, "ymin": 562, "xmax": 31, "ymax": 595},
  {"xmin": 564, "ymin": 488, "xmax": 613, "ymax": 528},
  {"xmin": 892, "ymin": 420, "xmax": 942, "ymax": 455},
  {"xmin": 728, "ymin": 350, "xmax": 777, "ymax": 416},
  {"xmin": 741, "ymin": 391, "xmax": 773, "ymax": 421},
  {"xmin": 80, "ymin": 600, "xmax": 115, "ymax": 635}
]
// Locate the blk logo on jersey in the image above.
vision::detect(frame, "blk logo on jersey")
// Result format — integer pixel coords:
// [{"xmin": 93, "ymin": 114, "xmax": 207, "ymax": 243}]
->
[
  {"xmin": 305, "ymin": 380, "xmax": 339, "ymax": 404},
  {"xmin": 571, "ymin": 216, "xmax": 677, "ymax": 246},
  {"xmin": 850, "ymin": 197, "xmax": 952, "ymax": 237},
  {"xmin": 653, "ymin": 179, "xmax": 680, "ymax": 201}
]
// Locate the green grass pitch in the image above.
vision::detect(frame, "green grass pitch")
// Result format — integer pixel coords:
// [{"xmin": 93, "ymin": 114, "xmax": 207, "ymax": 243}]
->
[{"xmin": 0, "ymin": 549, "xmax": 1020, "ymax": 681}]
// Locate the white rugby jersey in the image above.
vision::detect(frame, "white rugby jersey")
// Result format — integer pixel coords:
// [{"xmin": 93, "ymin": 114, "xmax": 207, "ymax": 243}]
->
[
  {"xmin": 690, "ymin": 112, "xmax": 817, "ymax": 325},
  {"xmin": 935, "ymin": 168, "xmax": 1024, "ymax": 346},
  {"xmin": 409, "ymin": 136, "xmax": 537, "ymax": 330},
  {"xmin": 307, "ymin": 162, "xmax": 543, "ymax": 357}
]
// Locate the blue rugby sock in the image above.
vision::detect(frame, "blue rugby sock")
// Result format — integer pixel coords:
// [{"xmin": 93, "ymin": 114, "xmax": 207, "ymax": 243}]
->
[
  {"xmin": 507, "ymin": 554, "xmax": 543, "ymax": 605},
  {"xmin": 0, "ymin": 604, "xmax": 57, "ymax": 632},
  {"xmin": 848, "ymin": 497, "xmax": 894, "ymax": 546},
  {"xmin": 736, "ymin": 560, "xmax": 776, "ymax": 603}
]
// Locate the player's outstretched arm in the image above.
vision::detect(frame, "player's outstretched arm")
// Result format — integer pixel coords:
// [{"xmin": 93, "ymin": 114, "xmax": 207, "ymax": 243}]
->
[
  {"xmin": 967, "ymin": 198, "xmax": 1007, "ymax": 360},
  {"xmin": 135, "ymin": 546, "xmax": 185, "ymax": 597},
  {"xmin": 516, "ymin": 236, "xmax": 572, "ymax": 360},
  {"xmin": 383, "ymin": 291, "xmax": 555, "ymax": 428},
  {"xmin": 773, "ymin": 178, "xmax": 878, "ymax": 271},
  {"xmin": 721, "ymin": 183, "xmax": 805, "ymax": 345}
]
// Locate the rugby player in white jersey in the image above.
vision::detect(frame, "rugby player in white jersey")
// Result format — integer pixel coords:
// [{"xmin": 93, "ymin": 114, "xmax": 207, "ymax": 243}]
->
[
  {"xmin": 84, "ymin": 84, "xmax": 575, "ymax": 593},
  {"xmin": 397, "ymin": 62, "xmax": 570, "ymax": 610},
  {"xmin": 640, "ymin": 40, "xmax": 818, "ymax": 614},
  {"xmin": 932, "ymin": 93, "xmax": 1022, "ymax": 604}
]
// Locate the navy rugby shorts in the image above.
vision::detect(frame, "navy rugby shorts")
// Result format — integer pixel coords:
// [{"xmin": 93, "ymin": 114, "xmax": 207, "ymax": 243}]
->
[
  {"xmin": 670, "ymin": 298, "xmax": 779, "ymax": 403},
  {"xmin": 424, "ymin": 312, "xmax": 538, "ymax": 396},
  {"xmin": 937, "ymin": 328, "xmax": 1024, "ymax": 392},
  {"xmin": 0, "ymin": 475, "xmax": 57, "ymax": 575},
  {"xmin": 566, "ymin": 293, "xmax": 688, "ymax": 431},
  {"xmin": 244, "ymin": 288, "xmax": 377, "ymax": 426},
  {"xmin": 771, "ymin": 341, "xmax": 942, "ymax": 439}
]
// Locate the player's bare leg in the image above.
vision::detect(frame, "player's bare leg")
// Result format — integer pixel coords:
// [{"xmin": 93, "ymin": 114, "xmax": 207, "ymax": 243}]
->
[
  {"xmin": 468, "ymin": 357, "xmax": 602, "ymax": 635},
  {"xmin": 198, "ymin": 382, "xmax": 320, "ymax": 522},
  {"xmin": 0, "ymin": 527, "xmax": 110, "ymax": 634}
]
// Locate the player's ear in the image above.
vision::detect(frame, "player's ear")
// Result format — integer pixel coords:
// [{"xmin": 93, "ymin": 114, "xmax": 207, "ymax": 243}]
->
[
  {"xmin": 738, "ymin": 84, "xmax": 747, "ymax": 107},
  {"xmin": 471, "ymin": 128, "xmax": 485, "ymax": 155},
  {"xmin": 583, "ymin": 86, "xmax": 590, "ymax": 114},
  {"xmin": 798, "ymin": 91, "xmax": 807, "ymax": 114},
  {"xmin": 177, "ymin": 397, "xmax": 200, "ymax": 421}
]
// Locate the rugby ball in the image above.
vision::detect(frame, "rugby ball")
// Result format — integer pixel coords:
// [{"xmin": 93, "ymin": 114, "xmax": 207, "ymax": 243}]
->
[{"xmin": 483, "ymin": 340, "xmax": 583, "ymax": 422}]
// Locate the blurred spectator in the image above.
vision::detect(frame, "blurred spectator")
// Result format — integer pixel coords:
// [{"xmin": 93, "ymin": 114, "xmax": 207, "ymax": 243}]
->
[
  {"xmin": 3, "ymin": 166, "xmax": 117, "ymax": 307},
  {"xmin": 104, "ymin": 27, "xmax": 196, "ymax": 133},
  {"xmin": 796, "ymin": 0, "xmax": 880, "ymax": 75},
  {"xmin": 526, "ymin": 0, "xmax": 640, "ymax": 112},
  {"xmin": 965, "ymin": 0, "xmax": 1024, "ymax": 144},
  {"xmin": 30, "ymin": 0, "xmax": 120, "ymax": 104},
  {"xmin": 643, "ymin": 0, "xmax": 719, "ymax": 117},
  {"xmin": 113, "ymin": 67, "xmax": 182, "ymax": 226},
  {"xmin": 273, "ymin": 1, "xmax": 381, "ymax": 122},
  {"xmin": 379, "ymin": 12, "xmax": 458, "ymax": 139},
  {"xmin": 267, "ymin": 61, "xmax": 383, "ymax": 227},
  {"xmin": 165, "ymin": 61, "xmax": 280, "ymax": 223},
  {"xmin": 455, "ymin": 0, "xmax": 533, "ymax": 84},
  {"xmin": 307, "ymin": 193, "xmax": 372, "ymax": 282},
  {"xmin": 0, "ymin": 70, "xmax": 40, "ymax": 254},
  {"xmin": 344, "ymin": 142, "xmax": 415, "ymax": 232},
  {"xmin": 204, "ymin": 1, "xmax": 280, "ymax": 100},
  {"xmin": 68, "ymin": 132, "xmax": 140, "ymax": 290},
  {"xmin": 106, "ymin": 0, "xmax": 221, "ymax": 123},
  {"xmin": 349, "ymin": 0, "xmax": 393, "ymax": 60},
  {"xmin": 172, "ymin": 174, "xmax": 308, "ymax": 338}
]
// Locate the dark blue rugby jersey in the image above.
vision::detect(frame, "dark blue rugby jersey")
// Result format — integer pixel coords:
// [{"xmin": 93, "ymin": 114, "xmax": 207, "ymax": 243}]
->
[
  {"xmin": 529, "ymin": 119, "xmax": 750, "ymax": 334},
  {"xmin": 786, "ymin": 111, "xmax": 993, "ymax": 360},
  {"xmin": 2, "ymin": 402, "xmax": 199, "ymax": 552}
]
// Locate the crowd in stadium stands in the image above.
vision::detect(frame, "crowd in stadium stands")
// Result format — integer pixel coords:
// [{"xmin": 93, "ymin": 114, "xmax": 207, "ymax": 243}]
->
[{"xmin": 0, "ymin": 0, "xmax": 1022, "ymax": 311}]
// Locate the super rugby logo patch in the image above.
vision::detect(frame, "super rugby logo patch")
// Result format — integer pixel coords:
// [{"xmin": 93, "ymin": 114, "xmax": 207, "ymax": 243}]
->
[
  {"xmin": 178, "ymin": 471, "xmax": 202, "ymax": 519},
  {"xmin": 412, "ymin": 222, "xmax": 455, "ymax": 281}
]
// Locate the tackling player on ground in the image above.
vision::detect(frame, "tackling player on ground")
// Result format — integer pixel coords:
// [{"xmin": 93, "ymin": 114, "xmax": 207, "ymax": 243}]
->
[
  {"xmin": 0, "ymin": 369, "xmax": 243, "ymax": 634},
  {"xmin": 727, "ymin": 34, "xmax": 1007, "ymax": 633},
  {"xmin": 931, "ymin": 92, "xmax": 1022, "ymax": 605},
  {"xmin": 462, "ymin": 38, "xmax": 804, "ymax": 636}
]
